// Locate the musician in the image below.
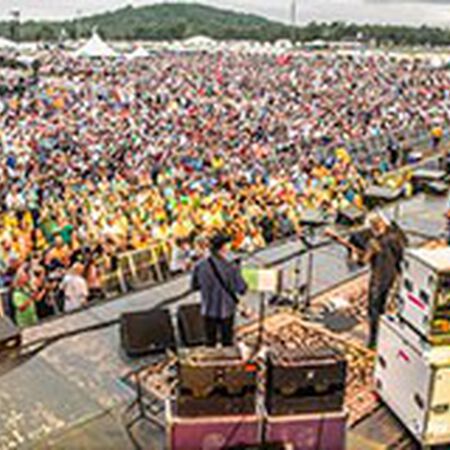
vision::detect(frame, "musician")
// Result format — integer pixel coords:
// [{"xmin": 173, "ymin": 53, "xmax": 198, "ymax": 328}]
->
[
  {"xmin": 191, "ymin": 233, "xmax": 247, "ymax": 347},
  {"xmin": 327, "ymin": 211, "xmax": 407, "ymax": 349}
]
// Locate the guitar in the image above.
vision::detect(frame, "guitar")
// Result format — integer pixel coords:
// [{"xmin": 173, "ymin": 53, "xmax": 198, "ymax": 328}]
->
[{"xmin": 324, "ymin": 228, "xmax": 366, "ymax": 262}]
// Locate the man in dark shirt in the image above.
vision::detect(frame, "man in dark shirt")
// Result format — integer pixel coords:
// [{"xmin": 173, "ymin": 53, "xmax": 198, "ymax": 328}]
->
[
  {"xmin": 327, "ymin": 211, "xmax": 407, "ymax": 349},
  {"xmin": 359, "ymin": 212, "xmax": 407, "ymax": 348},
  {"xmin": 191, "ymin": 234, "xmax": 247, "ymax": 347}
]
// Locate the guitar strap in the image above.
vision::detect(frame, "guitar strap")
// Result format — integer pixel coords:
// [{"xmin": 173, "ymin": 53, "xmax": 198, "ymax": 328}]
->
[{"xmin": 208, "ymin": 257, "xmax": 239, "ymax": 305}]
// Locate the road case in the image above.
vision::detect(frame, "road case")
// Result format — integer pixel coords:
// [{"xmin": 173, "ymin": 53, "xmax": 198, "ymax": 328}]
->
[
  {"xmin": 375, "ymin": 314, "xmax": 450, "ymax": 446},
  {"xmin": 265, "ymin": 410, "xmax": 347, "ymax": 450},
  {"xmin": 166, "ymin": 400, "xmax": 260, "ymax": 450},
  {"xmin": 398, "ymin": 247, "xmax": 450, "ymax": 344}
]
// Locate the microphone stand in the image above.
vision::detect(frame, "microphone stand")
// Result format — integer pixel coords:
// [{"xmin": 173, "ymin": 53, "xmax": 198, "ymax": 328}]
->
[
  {"xmin": 256, "ymin": 291, "xmax": 266, "ymax": 355},
  {"xmin": 298, "ymin": 226, "xmax": 316, "ymax": 314}
]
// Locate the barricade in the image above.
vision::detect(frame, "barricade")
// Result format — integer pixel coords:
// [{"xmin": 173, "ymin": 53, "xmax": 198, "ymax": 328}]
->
[
  {"xmin": 100, "ymin": 240, "xmax": 173, "ymax": 296},
  {"xmin": 118, "ymin": 254, "xmax": 135, "ymax": 291},
  {"xmin": 130, "ymin": 246, "xmax": 160, "ymax": 286},
  {"xmin": 101, "ymin": 270, "xmax": 125, "ymax": 298}
]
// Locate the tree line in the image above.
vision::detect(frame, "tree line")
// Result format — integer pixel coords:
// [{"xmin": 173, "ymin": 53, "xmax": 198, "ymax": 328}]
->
[{"xmin": 0, "ymin": 4, "xmax": 449, "ymax": 46}]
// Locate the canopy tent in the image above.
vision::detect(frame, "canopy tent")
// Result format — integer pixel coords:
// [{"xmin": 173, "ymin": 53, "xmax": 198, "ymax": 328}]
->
[
  {"xmin": 274, "ymin": 39, "xmax": 293, "ymax": 49},
  {"xmin": 18, "ymin": 42, "xmax": 39, "ymax": 53},
  {"xmin": 127, "ymin": 45, "xmax": 149, "ymax": 59},
  {"xmin": 183, "ymin": 35, "xmax": 216, "ymax": 49},
  {"xmin": 73, "ymin": 32, "xmax": 117, "ymax": 58},
  {"xmin": 428, "ymin": 54, "xmax": 450, "ymax": 70},
  {"xmin": 304, "ymin": 39, "xmax": 328, "ymax": 49},
  {"xmin": 0, "ymin": 36, "xmax": 18, "ymax": 50}
]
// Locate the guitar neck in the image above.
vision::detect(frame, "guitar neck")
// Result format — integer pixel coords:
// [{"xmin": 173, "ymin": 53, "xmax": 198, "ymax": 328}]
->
[{"xmin": 328, "ymin": 231, "xmax": 361, "ymax": 255}]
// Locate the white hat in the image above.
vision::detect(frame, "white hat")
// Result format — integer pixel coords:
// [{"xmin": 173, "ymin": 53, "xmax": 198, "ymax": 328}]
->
[{"xmin": 365, "ymin": 209, "xmax": 390, "ymax": 228}]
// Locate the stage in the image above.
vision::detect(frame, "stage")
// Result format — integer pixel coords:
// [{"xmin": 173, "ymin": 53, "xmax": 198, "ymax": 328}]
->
[{"xmin": 0, "ymin": 192, "xmax": 447, "ymax": 450}]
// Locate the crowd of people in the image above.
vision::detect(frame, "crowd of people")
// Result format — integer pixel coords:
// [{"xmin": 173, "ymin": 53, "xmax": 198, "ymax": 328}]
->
[{"xmin": 0, "ymin": 50, "xmax": 449, "ymax": 326}]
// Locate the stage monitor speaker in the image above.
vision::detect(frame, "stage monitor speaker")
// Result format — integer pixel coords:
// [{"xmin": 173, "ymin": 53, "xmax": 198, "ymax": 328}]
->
[
  {"xmin": 0, "ymin": 316, "xmax": 21, "ymax": 353},
  {"xmin": 424, "ymin": 181, "xmax": 448, "ymax": 196},
  {"xmin": 412, "ymin": 168, "xmax": 446, "ymax": 183},
  {"xmin": 177, "ymin": 304, "xmax": 206, "ymax": 347},
  {"xmin": 336, "ymin": 206, "xmax": 365, "ymax": 226},
  {"xmin": 120, "ymin": 308, "xmax": 175, "ymax": 357},
  {"xmin": 364, "ymin": 185, "xmax": 402, "ymax": 208}
]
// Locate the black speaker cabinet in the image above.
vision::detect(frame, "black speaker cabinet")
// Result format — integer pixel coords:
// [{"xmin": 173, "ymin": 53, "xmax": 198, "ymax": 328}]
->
[
  {"xmin": 177, "ymin": 303, "xmax": 206, "ymax": 347},
  {"xmin": 266, "ymin": 347, "xmax": 346, "ymax": 416},
  {"xmin": 0, "ymin": 316, "xmax": 21, "ymax": 353},
  {"xmin": 120, "ymin": 308, "xmax": 175, "ymax": 357},
  {"xmin": 176, "ymin": 346, "xmax": 257, "ymax": 417}
]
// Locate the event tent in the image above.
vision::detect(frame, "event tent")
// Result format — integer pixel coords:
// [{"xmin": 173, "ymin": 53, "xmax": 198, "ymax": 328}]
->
[
  {"xmin": 183, "ymin": 36, "xmax": 216, "ymax": 49},
  {"xmin": 73, "ymin": 32, "xmax": 117, "ymax": 58},
  {"xmin": 274, "ymin": 39, "xmax": 293, "ymax": 49},
  {"xmin": 0, "ymin": 36, "xmax": 18, "ymax": 50},
  {"xmin": 127, "ymin": 45, "xmax": 149, "ymax": 59}
]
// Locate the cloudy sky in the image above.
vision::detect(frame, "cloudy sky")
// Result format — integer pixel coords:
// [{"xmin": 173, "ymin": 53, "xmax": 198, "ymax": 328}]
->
[{"xmin": 0, "ymin": 0, "xmax": 450, "ymax": 26}]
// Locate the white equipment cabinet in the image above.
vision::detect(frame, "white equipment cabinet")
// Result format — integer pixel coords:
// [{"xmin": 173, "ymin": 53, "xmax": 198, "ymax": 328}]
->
[
  {"xmin": 375, "ymin": 315, "xmax": 450, "ymax": 446},
  {"xmin": 399, "ymin": 248, "xmax": 450, "ymax": 344}
]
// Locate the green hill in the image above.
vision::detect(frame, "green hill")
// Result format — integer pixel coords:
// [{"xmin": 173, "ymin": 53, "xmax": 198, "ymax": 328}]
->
[
  {"xmin": 69, "ymin": 3, "xmax": 282, "ymax": 40},
  {"xmin": 0, "ymin": 3, "xmax": 293, "ymax": 42},
  {"xmin": 0, "ymin": 2, "xmax": 450, "ymax": 46}
]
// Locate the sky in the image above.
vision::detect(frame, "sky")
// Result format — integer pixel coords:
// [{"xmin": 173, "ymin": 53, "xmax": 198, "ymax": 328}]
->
[{"xmin": 0, "ymin": 0, "xmax": 450, "ymax": 26}]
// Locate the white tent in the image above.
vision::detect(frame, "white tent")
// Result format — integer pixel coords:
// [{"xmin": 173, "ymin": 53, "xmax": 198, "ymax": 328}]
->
[
  {"xmin": 0, "ymin": 36, "xmax": 17, "ymax": 50},
  {"xmin": 274, "ymin": 39, "xmax": 293, "ymax": 49},
  {"xmin": 183, "ymin": 35, "xmax": 216, "ymax": 49},
  {"xmin": 18, "ymin": 42, "xmax": 39, "ymax": 52},
  {"xmin": 73, "ymin": 32, "xmax": 117, "ymax": 58},
  {"xmin": 430, "ymin": 56, "xmax": 443, "ymax": 68},
  {"xmin": 127, "ymin": 45, "xmax": 149, "ymax": 59}
]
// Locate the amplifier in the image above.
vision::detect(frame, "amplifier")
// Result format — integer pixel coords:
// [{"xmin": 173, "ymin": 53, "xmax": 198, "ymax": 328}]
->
[
  {"xmin": 266, "ymin": 347, "xmax": 346, "ymax": 416},
  {"xmin": 265, "ymin": 410, "xmax": 347, "ymax": 450},
  {"xmin": 177, "ymin": 346, "xmax": 257, "ymax": 417},
  {"xmin": 398, "ymin": 248, "xmax": 450, "ymax": 344},
  {"xmin": 0, "ymin": 316, "xmax": 21, "ymax": 353}
]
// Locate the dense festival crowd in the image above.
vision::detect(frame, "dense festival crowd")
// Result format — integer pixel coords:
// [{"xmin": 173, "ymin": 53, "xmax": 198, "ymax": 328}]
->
[{"xmin": 0, "ymin": 50, "xmax": 449, "ymax": 326}]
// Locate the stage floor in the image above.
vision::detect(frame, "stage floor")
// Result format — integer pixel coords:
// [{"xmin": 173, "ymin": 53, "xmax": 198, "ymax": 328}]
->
[{"xmin": 0, "ymin": 192, "xmax": 447, "ymax": 450}]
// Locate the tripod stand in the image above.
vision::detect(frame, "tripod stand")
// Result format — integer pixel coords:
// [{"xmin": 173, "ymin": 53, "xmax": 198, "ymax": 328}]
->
[{"xmin": 123, "ymin": 365, "xmax": 165, "ymax": 449}]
